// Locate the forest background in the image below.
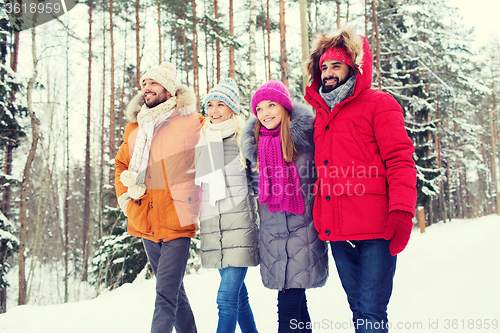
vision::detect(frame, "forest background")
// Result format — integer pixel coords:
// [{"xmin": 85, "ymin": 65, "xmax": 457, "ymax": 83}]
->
[{"xmin": 0, "ymin": 0, "xmax": 499, "ymax": 313}]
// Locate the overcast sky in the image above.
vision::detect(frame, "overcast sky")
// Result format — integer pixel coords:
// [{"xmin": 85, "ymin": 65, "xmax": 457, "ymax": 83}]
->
[{"xmin": 451, "ymin": 0, "xmax": 500, "ymax": 48}]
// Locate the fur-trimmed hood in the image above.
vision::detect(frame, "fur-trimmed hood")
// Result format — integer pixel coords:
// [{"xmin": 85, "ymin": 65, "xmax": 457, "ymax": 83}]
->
[
  {"xmin": 241, "ymin": 103, "xmax": 315, "ymax": 164},
  {"xmin": 125, "ymin": 84, "xmax": 197, "ymax": 124},
  {"xmin": 305, "ymin": 26, "xmax": 372, "ymax": 91}
]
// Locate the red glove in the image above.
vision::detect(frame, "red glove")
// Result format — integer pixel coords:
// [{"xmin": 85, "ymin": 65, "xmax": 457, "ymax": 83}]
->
[{"xmin": 383, "ymin": 210, "xmax": 413, "ymax": 256}]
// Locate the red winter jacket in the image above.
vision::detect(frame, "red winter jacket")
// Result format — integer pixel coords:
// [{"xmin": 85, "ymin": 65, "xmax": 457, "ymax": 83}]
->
[{"xmin": 304, "ymin": 27, "xmax": 417, "ymax": 242}]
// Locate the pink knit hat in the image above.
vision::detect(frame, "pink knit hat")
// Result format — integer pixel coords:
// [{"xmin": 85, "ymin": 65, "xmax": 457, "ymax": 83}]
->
[
  {"xmin": 251, "ymin": 80, "xmax": 293, "ymax": 116},
  {"xmin": 319, "ymin": 45, "xmax": 354, "ymax": 68}
]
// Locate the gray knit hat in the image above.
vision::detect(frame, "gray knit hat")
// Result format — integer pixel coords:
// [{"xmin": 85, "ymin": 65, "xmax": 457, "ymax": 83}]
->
[{"xmin": 204, "ymin": 78, "xmax": 240, "ymax": 114}]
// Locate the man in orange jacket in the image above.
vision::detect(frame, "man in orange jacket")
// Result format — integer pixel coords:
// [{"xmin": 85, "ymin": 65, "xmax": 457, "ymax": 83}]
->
[{"xmin": 115, "ymin": 62, "xmax": 204, "ymax": 333}]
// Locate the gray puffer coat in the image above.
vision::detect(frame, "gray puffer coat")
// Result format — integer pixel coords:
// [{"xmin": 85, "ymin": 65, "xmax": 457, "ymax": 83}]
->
[
  {"xmin": 199, "ymin": 133, "xmax": 260, "ymax": 269},
  {"xmin": 241, "ymin": 103, "xmax": 328, "ymax": 290}
]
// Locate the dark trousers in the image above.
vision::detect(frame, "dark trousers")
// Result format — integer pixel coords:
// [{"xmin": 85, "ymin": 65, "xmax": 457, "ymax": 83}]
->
[
  {"xmin": 277, "ymin": 288, "xmax": 311, "ymax": 333},
  {"xmin": 143, "ymin": 237, "xmax": 197, "ymax": 333},
  {"xmin": 331, "ymin": 239, "xmax": 397, "ymax": 333}
]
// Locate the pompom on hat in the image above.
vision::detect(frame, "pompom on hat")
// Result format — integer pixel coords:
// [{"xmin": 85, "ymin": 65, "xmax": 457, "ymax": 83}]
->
[
  {"xmin": 205, "ymin": 78, "xmax": 240, "ymax": 114},
  {"xmin": 251, "ymin": 80, "xmax": 293, "ymax": 116},
  {"xmin": 319, "ymin": 45, "xmax": 354, "ymax": 68},
  {"xmin": 140, "ymin": 62, "xmax": 177, "ymax": 96}
]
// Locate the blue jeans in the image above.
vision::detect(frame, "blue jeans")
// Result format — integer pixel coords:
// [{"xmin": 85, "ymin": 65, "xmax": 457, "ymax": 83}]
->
[
  {"xmin": 216, "ymin": 267, "xmax": 258, "ymax": 333},
  {"xmin": 330, "ymin": 239, "xmax": 397, "ymax": 333},
  {"xmin": 277, "ymin": 288, "xmax": 310, "ymax": 333}
]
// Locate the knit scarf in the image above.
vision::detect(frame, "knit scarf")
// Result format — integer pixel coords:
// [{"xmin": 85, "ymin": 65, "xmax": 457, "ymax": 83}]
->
[
  {"xmin": 257, "ymin": 125, "xmax": 304, "ymax": 214},
  {"xmin": 129, "ymin": 97, "xmax": 177, "ymax": 185},
  {"xmin": 195, "ymin": 119, "xmax": 235, "ymax": 206},
  {"xmin": 319, "ymin": 74, "xmax": 356, "ymax": 111}
]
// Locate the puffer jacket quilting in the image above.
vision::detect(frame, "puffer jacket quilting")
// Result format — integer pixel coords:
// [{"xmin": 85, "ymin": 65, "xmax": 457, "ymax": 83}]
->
[
  {"xmin": 242, "ymin": 103, "xmax": 328, "ymax": 290},
  {"xmin": 199, "ymin": 134, "xmax": 260, "ymax": 269}
]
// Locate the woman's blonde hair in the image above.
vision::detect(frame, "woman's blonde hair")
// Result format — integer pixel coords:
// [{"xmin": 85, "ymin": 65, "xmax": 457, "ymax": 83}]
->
[{"xmin": 253, "ymin": 107, "xmax": 298, "ymax": 164}]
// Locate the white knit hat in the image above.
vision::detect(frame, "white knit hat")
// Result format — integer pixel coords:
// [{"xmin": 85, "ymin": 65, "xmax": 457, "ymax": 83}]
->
[{"xmin": 140, "ymin": 62, "xmax": 177, "ymax": 96}]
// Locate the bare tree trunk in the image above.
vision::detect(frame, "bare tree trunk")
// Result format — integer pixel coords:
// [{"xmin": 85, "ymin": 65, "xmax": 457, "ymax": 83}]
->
[
  {"xmin": 493, "ymin": 85, "xmax": 500, "ymax": 215},
  {"xmin": 19, "ymin": 23, "xmax": 39, "ymax": 306},
  {"xmin": 158, "ymin": 3, "xmax": 162, "ymax": 64},
  {"xmin": 446, "ymin": 157, "xmax": 454, "ymax": 218},
  {"xmin": 210, "ymin": 33, "xmax": 214, "ymax": 88},
  {"xmin": 192, "ymin": 0, "xmax": 200, "ymax": 104},
  {"xmin": 346, "ymin": 0, "xmax": 349, "ymax": 23},
  {"xmin": 108, "ymin": 0, "xmax": 117, "ymax": 226},
  {"xmin": 262, "ymin": 1, "xmax": 267, "ymax": 81},
  {"xmin": 479, "ymin": 108, "xmax": 492, "ymax": 214},
  {"xmin": 489, "ymin": 108, "xmax": 500, "ymax": 214},
  {"xmin": 315, "ymin": 0, "xmax": 318, "ymax": 33},
  {"xmin": 135, "ymin": 0, "xmax": 141, "ymax": 88},
  {"xmin": 63, "ymin": 2, "xmax": 72, "ymax": 304},
  {"xmin": 371, "ymin": 0, "xmax": 381, "ymax": 90},
  {"xmin": 249, "ymin": 0, "xmax": 257, "ymax": 93},
  {"xmin": 109, "ymin": 0, "xmax": 116, "ymax": 158},
  {"xmin": 81, "ymin": 2, "xmax": 93, "ymax": 282},
  {"xmin": 118, "ymin": 28, "xmax": 128, "ymax": 143},
  {"xmin": 364, "ymin": 0, "xmax": 368, "ymax": 39},
  {"xmin": 336, "ymin": 0, "xmax": 340, "ymax": 29},
  {"xmin": 98, "ymin": 9, "xmax": 107, "ymax": 239},
  {"xmin": 229, "ymin": 0, "xmax": 235, "ymax": 79},
  {"xmin": 279, "ymin": 0, "xmax": 288, "ymax": 87},
  {"xmin": 205, "ymin": 21, "xmax": 210, "ymax": 93},
  {"xmin": 435, "ymin": 104, "xmax": 447, "ymax": 223},
  {"xmin": 96, "ymin": 17, "xmax": 107, "ymax": 293},
  {"xmin": 299, "ymin": 0, "xmax": 308, "ymax": 95},
  {"xmin": 182, "ymin": 17, "xmax": 189, "ymax": 86},
  {"xmin": 214, "ymin": 0, "xmax": 220, "ymax": 83},
  {"xmin": 417, "ymin": 206, "xmax": 425, "ymax": 233},
  {"xmin": 266, "ymin": 0, "xmax": 271, "ymax": 81}
]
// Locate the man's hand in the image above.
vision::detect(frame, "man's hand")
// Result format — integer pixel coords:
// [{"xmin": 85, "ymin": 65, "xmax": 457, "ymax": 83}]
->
[{"xmin": 384, "ymin": 210, "xmax": 413, "ymax": 256}]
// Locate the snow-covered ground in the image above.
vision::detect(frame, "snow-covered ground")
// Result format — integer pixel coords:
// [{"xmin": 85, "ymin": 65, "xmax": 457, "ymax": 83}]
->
[{"xmin": 1, "ymin": 215, "xmax": 499, "ymax": 332}]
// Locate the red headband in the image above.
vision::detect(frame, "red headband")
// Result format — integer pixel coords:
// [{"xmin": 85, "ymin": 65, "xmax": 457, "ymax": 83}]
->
[{"xmin": 319, "ymin": 45, "xmax": 354, "ymax": 68}]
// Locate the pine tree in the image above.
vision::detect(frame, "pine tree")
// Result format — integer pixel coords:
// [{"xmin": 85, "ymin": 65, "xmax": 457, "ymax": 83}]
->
[{"xmin": 0, "ymin": 210, "xmax": 19, "ymax": 313}]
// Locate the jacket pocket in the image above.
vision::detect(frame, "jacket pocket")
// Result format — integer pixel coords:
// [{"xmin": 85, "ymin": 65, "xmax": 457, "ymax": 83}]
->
[
  {"xmin": 126, "ymin": 195, "xmax": 151, "ymax": 235},
  {"xmin": 170, "ymin": 185, "xmax": 200, "ymax": 231},
  {"xmin": 338, "ymin": 178, "xmax": 389, "ymax": 236},
  {"xmin": 348, "ymin": 122, "xmax": 374, "ymax": 163}
]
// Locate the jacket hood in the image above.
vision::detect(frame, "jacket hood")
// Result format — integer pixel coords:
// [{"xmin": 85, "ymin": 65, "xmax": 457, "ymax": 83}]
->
[
  {"xmin": 305, "ymin": 26, "xmax": 372, "ymax": 94},
  {"xmin": 242, "ymin": 102, "xmax": 315, "ymax": 164},
  {"xmin": 125, "ymin": 84, "xmax": 197, "ymax": 124}
]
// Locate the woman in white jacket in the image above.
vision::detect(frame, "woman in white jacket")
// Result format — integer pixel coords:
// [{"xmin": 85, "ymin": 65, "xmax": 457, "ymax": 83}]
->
[{"xmin": 195, "ymin": 78, "xmax": 259, "ymax": 333}]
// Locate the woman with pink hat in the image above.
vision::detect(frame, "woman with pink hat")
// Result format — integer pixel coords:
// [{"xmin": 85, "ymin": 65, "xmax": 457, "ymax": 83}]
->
[{"xmin": 242, "ymin": 80, "xmax": 329, "ymax": 332}]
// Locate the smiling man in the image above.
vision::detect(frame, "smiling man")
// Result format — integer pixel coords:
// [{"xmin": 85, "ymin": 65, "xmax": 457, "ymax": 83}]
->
[
  {"xmin": 142, "ymin": 78, "xmax": 171, "ymax": 108},
  {"xmin": 304, "ymin": 27, "xmax": 417, "ymax": 333},
  {"xmin": 115, "ymin": 62, "xmax": 204, "ymax": 333}
]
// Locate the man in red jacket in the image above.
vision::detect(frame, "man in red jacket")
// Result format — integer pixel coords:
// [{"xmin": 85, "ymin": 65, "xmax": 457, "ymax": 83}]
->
[{"xmin": 304, "ymin": 26, "xmax": 417, "ymax": 332}]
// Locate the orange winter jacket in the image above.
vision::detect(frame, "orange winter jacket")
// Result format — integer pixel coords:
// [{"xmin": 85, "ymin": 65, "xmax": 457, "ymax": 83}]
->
[{"xmin": 115, "ymin": 85, "xmax": 205, "ymax": 243}]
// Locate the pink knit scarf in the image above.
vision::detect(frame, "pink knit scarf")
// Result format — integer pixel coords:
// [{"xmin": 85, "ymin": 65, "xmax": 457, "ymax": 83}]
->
[{"xmin": 258, "ymin": 126, "xmax": 305, "ymax": 214}]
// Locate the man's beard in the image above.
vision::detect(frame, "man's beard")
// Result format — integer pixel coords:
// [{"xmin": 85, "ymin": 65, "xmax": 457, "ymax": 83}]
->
[
  {"xmin": 322, "ymin": 76, "xmax": 349, "ymax": 93},
  {"xmin": 143, "ymin": 94, "xmax": 167, "ymax": 108},
  {"xmin": 144, "ymin": 98, "xmax": 161, "ymax": 108}
]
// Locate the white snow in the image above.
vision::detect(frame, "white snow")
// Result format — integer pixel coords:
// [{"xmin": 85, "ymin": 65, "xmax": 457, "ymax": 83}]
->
[{"xmin": 0, "ymin": 215, "xmax": 499, "ymax": 332}]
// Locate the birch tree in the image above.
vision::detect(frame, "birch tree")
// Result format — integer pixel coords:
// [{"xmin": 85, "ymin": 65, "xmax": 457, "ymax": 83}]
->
[
  {"xmin": 278, "ymin": 0, "xmax": 288, "ymax": 87},
  {"xmin": 19, "ymin": 17, "xmax": 40, "ymax": 306},
  {"xmin": 249, "ymin": 0, "xmax": 257, "ymax": 93}
]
